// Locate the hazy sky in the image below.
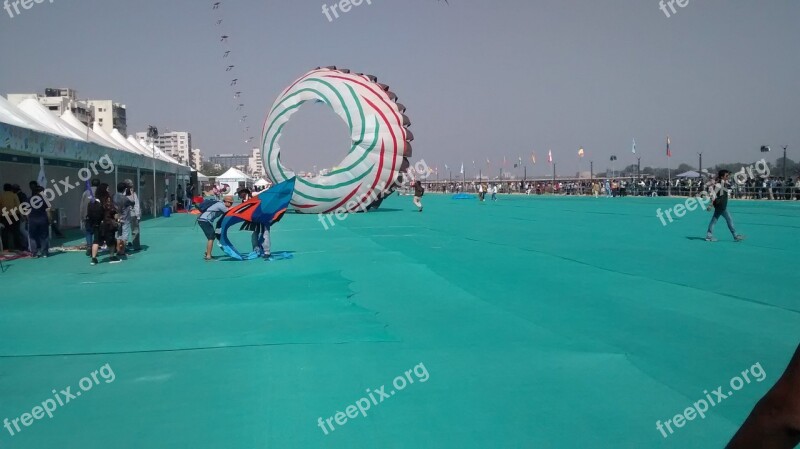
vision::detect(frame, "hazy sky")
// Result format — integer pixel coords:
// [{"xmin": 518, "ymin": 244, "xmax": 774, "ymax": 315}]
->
[{"xmin": 1, "ymin": 0, "xmax": 798, "ymax": 176}]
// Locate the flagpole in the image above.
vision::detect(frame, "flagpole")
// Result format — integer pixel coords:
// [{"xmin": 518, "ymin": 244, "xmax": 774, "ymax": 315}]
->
[{"xmin": 667, "ymin": 136, "xmax": 672, "ymax": 196}]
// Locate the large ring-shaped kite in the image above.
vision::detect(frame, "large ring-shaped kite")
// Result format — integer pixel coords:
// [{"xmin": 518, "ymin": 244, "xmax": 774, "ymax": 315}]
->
[{"xmin": 262, "ymin": 67, "xmax": 414, "ymax": 214}]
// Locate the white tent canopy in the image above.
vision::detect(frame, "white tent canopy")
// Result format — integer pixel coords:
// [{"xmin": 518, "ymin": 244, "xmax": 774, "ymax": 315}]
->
[
  {"xmin": 61, "ymin": 110, "xmax": 117, "ymax": 150},
  {"xmin": 0, "ymin": 95, "xmax": 50, "ymax": 133},
  {"xmin": 137, "ymin": 139, "xmax": 183, "ymax": 165},
  {"xmin": 92, "ymin": 122, "xmax": 125, "ymax": 152},
  {"xmin": 17, "ymin": 98, "xmax": 85, "ymax": 140},
  {"xmin": 676, "ymin": 170, "xmax": 702, "ymax": 178},
  {"xmin": 196, "ymin": 172, "xmax": 210, "ymax": 181},
  {"xmin": 127, "ymin": 135, "xmax": 155, "ymax": 157},
  {"xmin": 217, "ymin": 167, "xmax": 252, "ymax": 186},
  {"xmin": 109, "ymin": 128, "xmax": 143, "ymax": 155},
  {"xmin": 254, "ymin": 178, "xmax": 271, "ymax": 187}
]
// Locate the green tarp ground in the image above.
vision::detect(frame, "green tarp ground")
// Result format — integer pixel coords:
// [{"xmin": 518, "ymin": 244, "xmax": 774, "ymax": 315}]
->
[{"xmin": 0, "ymin": 195, "xmax": 797, "ymax": 448}]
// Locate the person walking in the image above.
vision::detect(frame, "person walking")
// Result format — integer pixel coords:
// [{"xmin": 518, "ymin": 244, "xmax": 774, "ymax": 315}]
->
[
  {"xmin": 87, "ymin": 183, "xmax": 120, "ymax": 265},
  {"xmin": 413, "ymin": 181, "xmax": 424, "ymax": 212},
  {"xmin": 27, "ymin": 186, "xmax": 51, "ymax": 258},
  {"xmin": 706, "ymin": 170, "xmax": 745, "ymax": 242},
  {"xmin": 491, "ymin": 184, "xmax": 498, "ymax": 201},
  {"xmin": 80, "ymin": 179, "xmax": 100, "ymax": 256},
  {"xmin": 124, "ymin": 179, "xmax": 141, "ymax": 252},
  {"xmin": 113, "ymin": 182, "xmax": 135, "ymax": 259}
]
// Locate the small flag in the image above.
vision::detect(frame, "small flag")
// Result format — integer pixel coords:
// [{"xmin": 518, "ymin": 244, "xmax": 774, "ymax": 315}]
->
[
  {"xmin": 37, "ymin": 157, "xmax": 47, "ymax": 187},
  {"xmin": 578, "ymin": 147, "xmax": 585, "ymax": 158},
  {"xmin": 667, "ymin": 136, "xmax": 671, "ymax": 158},
  {"xmin": 445, "ymin": 164, "xmax": 449, "ymax": 170},
  {"xmin": 548, "ymin": 149, "xmax": 553, "ymax": 163},
  {"xmin": 460, "ymin": 163, "xmax": 464, "ymax": 174},
  {"xmin": 632, "ymin": 138, "xmax": 637, "ymax": 154},
  {"xmin": 531, "ymin": 153, "xmax": 536, "ymax": 164},
  {"xmin": 486, "ymin": 158, "xmax": 490, "ymax": 166}
]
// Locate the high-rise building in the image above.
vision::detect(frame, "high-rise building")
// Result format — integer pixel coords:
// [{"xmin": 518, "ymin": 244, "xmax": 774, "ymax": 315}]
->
[
  {"xmin": 87, "ymin": 99, "xmax": 127, "ymax": 135},
  {"xmin": 248, "ymin": 147, "xmax": 264, "ymax": 177},
  {"xmin": 209, "ymin": 154, "xmax": 249, "ymax": 171},
  {"xmin": 191, "ymin": 149, "xmax": 203, "ymax": 171},
  {"xmin": 136, "ymin": 131, "xmax": 192, "ymax": 165}
]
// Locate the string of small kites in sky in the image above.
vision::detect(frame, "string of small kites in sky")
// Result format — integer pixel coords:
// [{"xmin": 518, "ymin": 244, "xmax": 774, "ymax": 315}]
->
[
  {"xmin": 210, "ymin": 1, "xmax": 448, "ymax": 152},
  {"xmin": 211, "ymin": 2, "xmax": 253, "ymax": 149}
]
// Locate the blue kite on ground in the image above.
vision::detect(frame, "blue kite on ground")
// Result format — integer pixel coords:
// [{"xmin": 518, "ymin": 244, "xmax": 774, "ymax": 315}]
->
[{"xmin": 218, "ymin": 178, "xmax": 296, "ymax": 260}]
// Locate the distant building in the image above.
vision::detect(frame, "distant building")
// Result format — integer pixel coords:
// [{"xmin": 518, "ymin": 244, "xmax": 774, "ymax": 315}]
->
[
  {"xmin": 136, "ymin": 131, "xmax": 192, "ymax": 165},
  {"xmin": 191, "ymin": 149, "xmax": 203, "ymax": 171},
  {"xmin": 248, "ymin": 147, "xmax": 264, "ymax": 177},
  {"xmin": 7, "ymin": 88, "xmax": 126, "ymax": 134},
  {"xmin": 209, "ymin": 154, "xmax": 249, "ymax": 171},
  {"xmin": 87, "ymin": 99, "xmax": 127, "ymax": 135},
  {"xmin": 7, "ymin": 88, "xmax": 94, "ymax": 128}
]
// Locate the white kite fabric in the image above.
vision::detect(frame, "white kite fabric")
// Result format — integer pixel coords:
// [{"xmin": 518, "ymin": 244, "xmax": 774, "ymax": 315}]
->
[{"xmin": 263, "ymin": 67, "xmax": 413, "ymax": 214}]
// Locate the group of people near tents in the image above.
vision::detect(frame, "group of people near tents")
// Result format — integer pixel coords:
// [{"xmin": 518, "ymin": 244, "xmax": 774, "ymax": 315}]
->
[{"xmin": 80, "ymin": 178, "xmax": 141, "ymax": 265}]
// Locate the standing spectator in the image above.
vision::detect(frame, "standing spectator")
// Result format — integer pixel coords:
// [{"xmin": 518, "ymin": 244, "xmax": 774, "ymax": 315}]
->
[
  {"xmin": 113, "ymin": 182, "xmax": 135, "ymax": 259},
  {"xmin": 413, "ymin": 180, "xmax": 425, "ymax": 212},
  {"xmin": 176, "ymin": 184, "xmax": 185, "ymax": 211},
  {"xmin": 0, "ymin": 183, "xmax": 22, "ymax": 250},
  {"xmin": 80, "ymin": 179, "xmax": 100, "ymax": 256},
  {"xmin": 124, "ymin": 179, "xmax": 141, "ymax": 252},
  {"xmin": 28, "ymin": 186, "xmax": 51, "ymax": 258}
]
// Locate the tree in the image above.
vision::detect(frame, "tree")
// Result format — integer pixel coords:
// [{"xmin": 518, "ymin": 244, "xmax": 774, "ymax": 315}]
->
[{"xmin": 201, "ymin": 161, "xmax": 225, "ymax": 177}]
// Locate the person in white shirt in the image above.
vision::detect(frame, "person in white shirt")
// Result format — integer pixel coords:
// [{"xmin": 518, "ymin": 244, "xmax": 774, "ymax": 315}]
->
[
  {"xmin": 80, "ymin": 179, "xmax": 100, "ymax": 256},
  {"xmin": 124, "ymin": 179, "xmax": 142, "ymax": 252}
]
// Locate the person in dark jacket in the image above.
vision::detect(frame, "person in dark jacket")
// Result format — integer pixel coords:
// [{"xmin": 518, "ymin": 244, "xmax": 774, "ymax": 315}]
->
[
  {"xmin": 87, "ymin": 184, "xmax": 120, "ymax": 265},
  {"xmin": 413, "ymin": 181, "xmax": 424, "ymax": 212},
  {"xmin": 27, "ymin": 186, "xmax": 51, "ymax": 258},
  {"xmin": 706, "ymin": 170, "xmax": 745, "ymax": 242}
]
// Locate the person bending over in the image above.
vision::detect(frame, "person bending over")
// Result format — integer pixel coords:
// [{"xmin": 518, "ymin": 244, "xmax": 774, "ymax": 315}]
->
[{"xmin": 197, "ymin": 195, "xmax": 233, "ymax": 261}]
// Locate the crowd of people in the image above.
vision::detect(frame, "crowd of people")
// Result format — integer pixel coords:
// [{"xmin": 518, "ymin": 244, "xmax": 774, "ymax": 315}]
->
[
  {"xmin": 0, "ymin": 181, "xmax": 65, "ymax": 257},
  {"xmin": 81, "ymin": 178, "xmax": 141, "ymax": 265},
  {"xmin": 424, "ymin": 176, "xmax": 800, "ymax": 200}
]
